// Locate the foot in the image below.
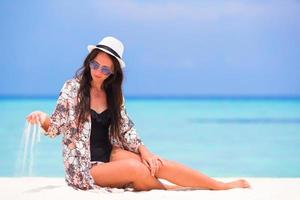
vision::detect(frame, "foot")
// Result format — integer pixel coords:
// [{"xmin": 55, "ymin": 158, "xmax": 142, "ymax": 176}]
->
[{"xmin": 224, "ymin": 179, "xmax": 251, "ymax": 189}]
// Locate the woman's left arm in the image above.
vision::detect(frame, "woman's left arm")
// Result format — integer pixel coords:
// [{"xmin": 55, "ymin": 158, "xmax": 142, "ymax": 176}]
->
[
  {"xmin": 119, "ymin": 97, "xmax": 165, "ymax": 176},
  {"xmin": 138, "ymin": 144, "xmax": 165, "ymax": 176},
  {"xmin": 118, "ymin": 97, "xmax": 144, "ymax": 153}
]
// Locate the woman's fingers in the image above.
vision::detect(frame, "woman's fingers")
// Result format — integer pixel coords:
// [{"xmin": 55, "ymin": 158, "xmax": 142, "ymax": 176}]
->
[
  {"xmin": 158, "ymin": 157, "xmax": 165, "ymax": 166},
  {"xmin": 157, "ymin": 157, "xmax": 164, "ymax": 173},
  {"xmin": 26, "ymin": 111, "xmax": 43, "ymax": 124},
  {"xmin": 144, "ymin": 159, "xmax": 155, "ymax": 176},
  {"xmin": 141, "ymin": 155, "xmax": 165, "ymax": 177},
  {"xmin": 157, "ymin": 159, "xmax": 163, "ymax": 171},
  {"xmin": 142, "ymin": 159, "xmax": 150, "ymax": 169},
  {"xmin": 32, "ymin": 113, "xmax": 38, "ymax": 123},
  {"xmin": 27, "ymin": 114, "xmax": 35, "ymax": 123},
  {"xmin": 152, "ymin": 159, "xmax": 160, "ymax": 176},
  {"xmin": 154, "ymin": 160, "xmax": 159, "ymax": 176},
  {"xmin": 148, "ymin": 160, "xmax": 156, "ymax": 176},
  {"xmin": 153, "ymin": 157, "xmax": 164, "ymax": 175},
  {"xmin": 37, "ymin": 115, "xmax": 42, "ymax": 124},
  {"xmin": 142, "ymin": 158, "xmax": 157, "ymax": 176}
]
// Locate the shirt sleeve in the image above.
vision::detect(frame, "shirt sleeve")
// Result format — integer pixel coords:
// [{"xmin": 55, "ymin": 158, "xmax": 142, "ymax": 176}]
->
[
  {"xmin": 119, "ymin": 96, "xmax": 144, "ymax": 153},
  {"xmin": 41, "ymin": 81, "xmax": 70, "ymax": 138}
]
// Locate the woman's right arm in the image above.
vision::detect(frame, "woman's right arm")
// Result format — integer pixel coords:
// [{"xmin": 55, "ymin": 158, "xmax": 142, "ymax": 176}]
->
[
  {"xmin": 26, "ymin": 80, "xmax": 71, "ymax": 138},
  {"xmin": 26, "ymin": 110, "xmax": 50, "ymax": 131}
]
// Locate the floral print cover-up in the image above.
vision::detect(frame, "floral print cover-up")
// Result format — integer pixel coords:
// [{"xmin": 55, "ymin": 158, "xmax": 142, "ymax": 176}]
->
[{"xmin": 41, "ymin": 78, "xmax": 144, "ymax": 191}]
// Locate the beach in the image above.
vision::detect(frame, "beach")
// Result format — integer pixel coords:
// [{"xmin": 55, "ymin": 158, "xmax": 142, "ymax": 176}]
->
[{"xmin": 1, "ymin": 177, "xmax": 299, "ymax": 200}]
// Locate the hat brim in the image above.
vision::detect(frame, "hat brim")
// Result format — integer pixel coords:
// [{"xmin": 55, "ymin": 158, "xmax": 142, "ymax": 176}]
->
[{"xmin": 87, "ymin": 45, "xmax": 125, "ymax": 68}]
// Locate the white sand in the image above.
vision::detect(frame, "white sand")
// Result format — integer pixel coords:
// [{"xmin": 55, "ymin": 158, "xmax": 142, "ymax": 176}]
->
[{"xmin": 1, "ymin": 177, "xmax": 299, "ymax": 200}]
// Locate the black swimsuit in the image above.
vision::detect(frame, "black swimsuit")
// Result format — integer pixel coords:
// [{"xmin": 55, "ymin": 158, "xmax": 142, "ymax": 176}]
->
[{"xmin": 90, "ymin": 108, "xmax": 112, "ymax": 163}]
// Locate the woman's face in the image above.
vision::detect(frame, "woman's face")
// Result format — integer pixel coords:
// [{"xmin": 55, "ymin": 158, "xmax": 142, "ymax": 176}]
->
[{"xmin": 90, "ymin": 52, "xmax": 114, "ymax": 81}]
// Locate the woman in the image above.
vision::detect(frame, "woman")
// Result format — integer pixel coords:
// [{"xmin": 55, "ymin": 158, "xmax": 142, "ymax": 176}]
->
[{"xmin": 27, "ymin": 36, "xmax": 251, "ymax": 191}]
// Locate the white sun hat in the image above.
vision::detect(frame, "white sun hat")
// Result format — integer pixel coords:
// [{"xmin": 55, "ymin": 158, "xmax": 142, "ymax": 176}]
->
[{"xmin": 87, "ymin": 36, "xmax": 126, "ymax": 68}]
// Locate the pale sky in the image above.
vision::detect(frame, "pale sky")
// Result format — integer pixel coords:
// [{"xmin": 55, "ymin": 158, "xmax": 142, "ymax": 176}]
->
[{"xmin": 1, "ymin": 0, "xmax": 299, "ymax": 97}]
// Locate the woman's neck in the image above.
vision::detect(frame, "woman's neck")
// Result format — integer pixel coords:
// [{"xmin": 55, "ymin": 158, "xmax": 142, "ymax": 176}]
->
[{"xmin": 91, "ymin": 80, "xmax": 104, "ymax": 92}]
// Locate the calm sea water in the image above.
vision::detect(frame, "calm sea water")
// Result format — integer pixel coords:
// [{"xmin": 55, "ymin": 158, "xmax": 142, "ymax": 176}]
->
[{"xmin": 0, "ymin": 97, "xmax": 299, "ymax": 177}]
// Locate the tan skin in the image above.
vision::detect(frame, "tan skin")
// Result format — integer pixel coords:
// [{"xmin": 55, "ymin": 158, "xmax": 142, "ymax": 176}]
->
[{"xmin": 27, "ymin": 52, "xmax": 251, "ymax": 191}]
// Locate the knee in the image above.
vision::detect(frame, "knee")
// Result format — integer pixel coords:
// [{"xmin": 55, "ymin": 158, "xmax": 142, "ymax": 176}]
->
[{"xmin": 126, "ymin": 159, "xmax": 150, "ymax": 180}]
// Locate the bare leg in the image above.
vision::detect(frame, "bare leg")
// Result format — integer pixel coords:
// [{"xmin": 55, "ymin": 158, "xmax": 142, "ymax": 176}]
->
[
  {"xmin": 110, "ymin": 147, "xmax": 184, "ymax": 190},
  {"xmin": 110, "ymin": 147, "xmax": 250, "ymax": 190},
  {"xmin": 90, "ymin": 159, "xmax": 166, "ymax": 191},
  {"xmin": 156, "ymin": 159, "xmax": 251, "ymax": 190}
]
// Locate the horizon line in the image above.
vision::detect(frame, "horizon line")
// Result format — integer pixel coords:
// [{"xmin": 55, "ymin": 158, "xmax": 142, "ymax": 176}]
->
[{"xmin": 1, "ymin": 94, "xmax": 300, "ymax": 100}]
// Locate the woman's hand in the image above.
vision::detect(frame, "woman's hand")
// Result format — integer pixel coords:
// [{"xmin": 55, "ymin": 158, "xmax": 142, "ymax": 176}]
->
[
  {"xmin": 26, "ymin": 110, "xmax": 48, "ymax": 125},
  {"xmin": 141, "ymin": 151, "xmax": 165, "ymax": 177}
]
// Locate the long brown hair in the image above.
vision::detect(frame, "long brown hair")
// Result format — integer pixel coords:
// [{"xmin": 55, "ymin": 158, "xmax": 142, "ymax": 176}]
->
[{"xmin": 74, "ymin": 48, "xmax": 124, "ymax": 142}]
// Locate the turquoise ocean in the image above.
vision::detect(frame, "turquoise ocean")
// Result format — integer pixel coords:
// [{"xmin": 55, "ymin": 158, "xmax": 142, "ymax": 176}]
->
[{"xmin": 0, "ymin": 97, "xmax": 299, "ymax": 177}]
